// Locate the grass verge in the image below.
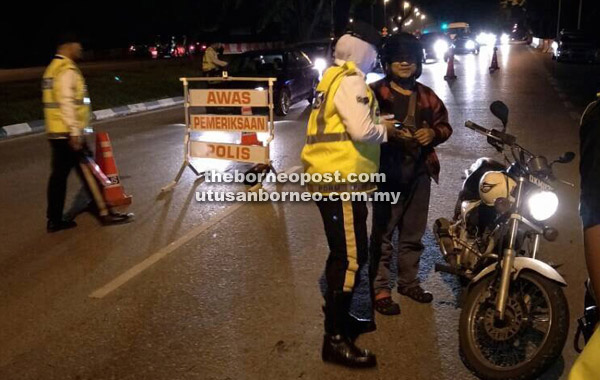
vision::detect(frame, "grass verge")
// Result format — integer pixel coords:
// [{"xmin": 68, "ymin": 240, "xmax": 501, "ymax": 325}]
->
[{"xmin": 0, "ymin": 58, "xmax": 203, "ymax": 126}]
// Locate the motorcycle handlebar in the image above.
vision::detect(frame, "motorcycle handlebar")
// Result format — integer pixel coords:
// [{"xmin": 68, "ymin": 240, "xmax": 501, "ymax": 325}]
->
[
  {"xmin": 465, "ymin": 120, "xmax": 517, "ymax": 146},
  {"xmin": 465, "ymin": 120, "xmax": 490, "ymax": 135}
]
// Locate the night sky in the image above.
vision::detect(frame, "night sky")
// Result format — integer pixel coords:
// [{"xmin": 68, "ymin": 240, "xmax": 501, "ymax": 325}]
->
[{"xmin": 1, "ymin": 0, "xmax": 598, "ymax": 68}]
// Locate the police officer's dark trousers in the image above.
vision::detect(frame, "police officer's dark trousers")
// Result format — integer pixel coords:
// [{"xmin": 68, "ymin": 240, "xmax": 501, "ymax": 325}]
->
[
  {"xmin": 316, "ymin": 198, "xmax": 369, "ymax": 338},
  {"xmin": 46, "ymin": 139, "xmax": 90, "ymax": 223}
]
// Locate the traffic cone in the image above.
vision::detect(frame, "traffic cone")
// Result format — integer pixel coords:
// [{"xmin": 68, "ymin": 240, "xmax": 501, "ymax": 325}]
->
[
  {"xmin": 444, "ymin": 52, "xmax": 457, "ymax": 80},
  {"xmin": 240, "ymin": 106, "xmax": 261, "ymax": 145},
  {"xmin": 95, "ymin": 132, "xmax": 132, "ymax": 207},
  {"xmin": 489, "ymin": 47, "xmax": 500, "ymax": 73}
]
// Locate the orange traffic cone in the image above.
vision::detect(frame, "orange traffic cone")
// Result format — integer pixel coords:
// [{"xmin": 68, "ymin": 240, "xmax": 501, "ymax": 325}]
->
[
  {"xmin": 240, "ymin": 106, "xmax": 261, "ymax": 145},
  {"xmin": 489, "ymin": 47, "xmax": 500, "ymax": 73},
  {"xmin": 444, "ymin": 52, "xmax": 457, "ymax": 80},
  {"xmin": 95, "ymin": 132, "xmax": 132, "ymax": 207}
]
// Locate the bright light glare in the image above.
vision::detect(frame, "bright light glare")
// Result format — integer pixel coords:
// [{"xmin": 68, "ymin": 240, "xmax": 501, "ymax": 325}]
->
[
  {"xmin": 313, "ymin": 58, "xmax": 327, "ymax": 78},
  {"xmin": 476, "ymin": 32, "xmax": 496, "ymax": 46},
  {"xmin": 500, "ymin": 33, "xmax": 509, "ymax": 45},
  {"xmin": 255, "ymin": 86, "xmax": 265, "ymax": 91},
  {"xmin": 434, "ymin": 39, "xmax": 449, "ymax": 59},
  {"xmin": 421, "ymin": 14, "xmax": 426, "ymax": 20},
  {"xmin": 551, "ymin": 41, "xmax": 558, "ymax": 52},
  {"xmin": 393, "ymin": 27, "xmax": 399, "ymax": 32},
  {"xmin": 403, "ymin": 1, "xmax": 410, "ymax": 9},
  {"xmin": 528, "ymin": 191, "xmax": 559, "ymax": 221},
  {"xmin": 366, "ymin": 72, "xmax": 384, "ymax": 85},
  {"xmin": 465, "ymin": 40, "xmax": 476, "ymax": 50}
]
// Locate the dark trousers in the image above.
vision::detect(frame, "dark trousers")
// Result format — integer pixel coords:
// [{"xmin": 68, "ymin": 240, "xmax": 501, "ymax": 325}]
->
[
  {"xmin": 46, "ymin": 139, "xmax": 90, "ymax": 222},
  {"xmin": 317, "ymin": 199, "xmax": 369, "ymax": 336},
  {"xmin": 370, "ymin": 173, "xmax": 431, "ymax": 294}
]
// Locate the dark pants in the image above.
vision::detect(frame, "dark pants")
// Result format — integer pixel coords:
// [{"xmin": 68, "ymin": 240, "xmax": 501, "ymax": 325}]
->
[
  {"xmin": 317, "ymin": 199, "xmax": 369, "ymax": 336},
  {"xmin": 370, "ymin": 173, "xmax": 431, "ymax": 294},
  {"xmin": 46, "ymin": 139, "xmax": 91, "ymax": 222}
]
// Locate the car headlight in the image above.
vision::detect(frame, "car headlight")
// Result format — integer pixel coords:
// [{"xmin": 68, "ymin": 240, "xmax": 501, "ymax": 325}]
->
[
  {"xmin": 528, "ymin": 191, "xmax": 559, "ymax": 221},
  {"xmin": 313, "ymin": 58, "xmax": 327, "ymax": 78},
  {"xmin": 500, "ymin": 33, "xmax": 510, "ymax": 45},
  {"xmin": 551, "ymin": 41, "xmax": 559, "ymax": 52},
  {"xmin": 465, "ymin": 40, "xmax": 476, "ymax": 50},
  {"xmin": 434, "ymin": 40, "xmax": 449, "ymax": 58},
  {"xmin": 476, "ymin": 33, "xmax": 486, "ymax": 45}
]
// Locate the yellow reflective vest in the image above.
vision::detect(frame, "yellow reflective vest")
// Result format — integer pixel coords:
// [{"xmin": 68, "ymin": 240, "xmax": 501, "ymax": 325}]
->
[
  {"xmin": 569, "ymin": 327, "xmax": 600, "ymax": 380},
  {"xmin": 301, "ymin": 61, "xmax": 380, "ymax": 194},
  {"xmin": 42, "ymin": 55, "xmax": 90, "ymax": 137}
]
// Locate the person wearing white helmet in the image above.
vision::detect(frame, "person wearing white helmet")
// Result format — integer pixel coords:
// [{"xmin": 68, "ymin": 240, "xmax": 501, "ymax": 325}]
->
[{"xmin": 301, "ymin": 20, "xmax": 404, "ymax": 368}]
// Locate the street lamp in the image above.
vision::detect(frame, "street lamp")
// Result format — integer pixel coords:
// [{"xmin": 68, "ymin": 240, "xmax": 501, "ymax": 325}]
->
[
  {"xmin": 403, "ymin": 1, "xmax": 410, "ymax": 9},
  {"xmin": 420, "ymin": 14, "xmax": 426, "ymax": 20},
  {"xmin": 383, "ymin": 0, "xmax": 390, "ymax": 29}
]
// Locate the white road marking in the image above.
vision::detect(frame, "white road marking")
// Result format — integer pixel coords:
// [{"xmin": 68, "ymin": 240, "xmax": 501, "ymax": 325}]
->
[{"xmin": 89, "ymin": 165, "xmax": 302, "ymax": 299}]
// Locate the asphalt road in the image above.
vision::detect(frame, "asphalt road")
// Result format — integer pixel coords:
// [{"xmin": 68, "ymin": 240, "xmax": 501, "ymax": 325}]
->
[{"xmin": 0, "ymin": 44, "xmax": 597, "ymax": 380}]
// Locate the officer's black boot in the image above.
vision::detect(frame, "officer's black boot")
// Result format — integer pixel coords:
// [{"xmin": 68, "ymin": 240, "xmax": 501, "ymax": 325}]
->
[{"xmin": 322, "ymin": 291, "xmax": 377, "ymax": 368}]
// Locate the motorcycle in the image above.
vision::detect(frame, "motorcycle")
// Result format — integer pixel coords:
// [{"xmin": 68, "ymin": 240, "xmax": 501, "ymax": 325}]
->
[{"xmin": 433, "ymin": 100, "xmax": 575, "ymax": 380}]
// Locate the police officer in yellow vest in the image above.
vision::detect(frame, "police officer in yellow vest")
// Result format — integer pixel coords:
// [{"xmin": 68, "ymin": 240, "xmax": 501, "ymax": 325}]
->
[
  {"xmin": 202, "ymin": 43, "xmax": 228, "ymax": 76},
  {"xmin": 44, "ymin": 33, "xmax": 131, "ymax": 232},
  {"xmin": 301, "ymin": 22, "xmax": 403, "ymax": 368}
]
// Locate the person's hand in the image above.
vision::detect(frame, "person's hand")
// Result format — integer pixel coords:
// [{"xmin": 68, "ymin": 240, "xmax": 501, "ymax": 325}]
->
[
  {"xmin": 69, "ymin": 135, "xmax": 83, "ymax": 151},
  {"xmin": 414, "ymin": 124, "xmax": 436, "ymax": 146},
  {"xmin": 385, "ymin": 122, "xmax": 413, "ymax": 142}
]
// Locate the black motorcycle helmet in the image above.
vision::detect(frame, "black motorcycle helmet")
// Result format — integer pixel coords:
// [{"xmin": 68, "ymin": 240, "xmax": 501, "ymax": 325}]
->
[{"xmin": 381, "ymin": 33, "xmax": 423, "ymax": 79}]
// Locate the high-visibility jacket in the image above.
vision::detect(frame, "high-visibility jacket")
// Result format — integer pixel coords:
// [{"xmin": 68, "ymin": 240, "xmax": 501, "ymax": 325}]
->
[
  {"xmin": 301, "ymin": 61, "xmax": 380, "ymax": 194},
  {"xmin": 569, "ymin": 327, "xmax": 600, "ymax": 380},
  {"xmin": 42, "ymin": 55, "xmax": 90, "ymax": 138}
]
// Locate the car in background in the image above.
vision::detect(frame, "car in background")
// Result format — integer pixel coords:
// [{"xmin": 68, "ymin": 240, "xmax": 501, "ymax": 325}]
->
[
  {"xmin": 552, "ymin": 31, "xmax": 599, "ymax": 63},
  {"xmin": 447, "ymin": 22, "xmax": 471, "ymax": 40},
  {"xmin": 419, "ymin": 32, "xmax": 451, "ymax": 62},
  {"xmin": 451, "ymin": 35, "xmax": 480, "ymax": 55},
  {"xmin": 222, "ymin": 48, "xmax": 319, "ymax": 116},
  {"xmin": 294, "ymin": 40, "xmax": 334, "ymax": 78}
]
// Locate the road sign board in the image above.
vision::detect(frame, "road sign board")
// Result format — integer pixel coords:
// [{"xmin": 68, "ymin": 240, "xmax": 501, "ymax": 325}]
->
[
  {"xmin": 190, "ymin": 114, "xmax": 269, "ymax": 133},
  {"xmin": 190, "ymin": 141, "xmax": 269, "ymax": 164},
  {"xmin": 189, "ymin": 89, "xmax": 268, "ymax": 107}
]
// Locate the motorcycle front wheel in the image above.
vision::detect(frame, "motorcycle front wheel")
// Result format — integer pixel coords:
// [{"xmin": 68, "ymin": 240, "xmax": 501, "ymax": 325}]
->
[{"xmin": 459, "ymin": 271, "xmax": 569, "ymax": 380}]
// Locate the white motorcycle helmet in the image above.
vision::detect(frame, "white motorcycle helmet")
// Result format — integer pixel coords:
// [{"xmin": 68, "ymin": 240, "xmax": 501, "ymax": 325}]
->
[{"xmin": 479, "ymin": 171, "xmax": 517, "ymax": 206}]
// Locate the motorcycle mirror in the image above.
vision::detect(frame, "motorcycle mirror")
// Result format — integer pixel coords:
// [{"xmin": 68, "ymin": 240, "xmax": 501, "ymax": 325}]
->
[
  {"xmin": 557, "ymin": 151, "xmax": 576, "ymax": 164},
  {"xmin": 490, "ymin": 101, "xmax": 509, "ymax": 129}
]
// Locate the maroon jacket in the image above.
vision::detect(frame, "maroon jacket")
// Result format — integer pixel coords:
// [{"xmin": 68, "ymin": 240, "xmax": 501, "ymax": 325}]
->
[{"xmin": 371, "ymin": 79, "xmax": 452, "ymax": 183}]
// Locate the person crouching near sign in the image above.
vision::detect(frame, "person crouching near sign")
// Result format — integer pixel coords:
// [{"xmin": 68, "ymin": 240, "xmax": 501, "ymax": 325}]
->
[
  {"xmin": 301, "ymin": 21, "xmax": 405, "ymax": 368},
  {"xmin": 369, "ymin": 33, "xmax": 452, "ymax": 315}
]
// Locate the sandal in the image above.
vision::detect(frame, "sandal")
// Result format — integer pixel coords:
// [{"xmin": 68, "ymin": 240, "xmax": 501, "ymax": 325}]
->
[
  {"xmin": 374, "ymin": 297, "xmax": 401, "ymax": 315},
  {"xmin": 398, "ymin": 286, "xmax": 433, "ymax": 304}
]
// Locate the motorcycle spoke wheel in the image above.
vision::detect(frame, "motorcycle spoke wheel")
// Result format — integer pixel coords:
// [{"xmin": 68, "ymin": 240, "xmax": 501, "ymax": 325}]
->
[{"xmin": 468, "ymin": 276, "xmax": 551, "ymax": 370}]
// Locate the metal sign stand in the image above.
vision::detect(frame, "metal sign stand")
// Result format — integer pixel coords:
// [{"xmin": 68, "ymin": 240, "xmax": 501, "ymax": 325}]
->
[{"xmin": 161, "ymin": 74, "xmax": 277, "ymax": 193}]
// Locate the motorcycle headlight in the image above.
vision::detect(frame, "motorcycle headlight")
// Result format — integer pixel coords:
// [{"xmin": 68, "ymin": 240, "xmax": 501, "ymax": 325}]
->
[
  {"xmin": 528, "ymin": 191, "xmax": 559, "ymax": 221},
  {"xmin": 466, "ymin": 40, "xmax": 476, "ymax": 50}
]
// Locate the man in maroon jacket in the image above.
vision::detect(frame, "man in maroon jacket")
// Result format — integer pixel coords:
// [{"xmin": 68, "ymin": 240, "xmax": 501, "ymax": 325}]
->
[{"xmin": 369, "ymin": 33, "xmax": 452, "ymax": 315}]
